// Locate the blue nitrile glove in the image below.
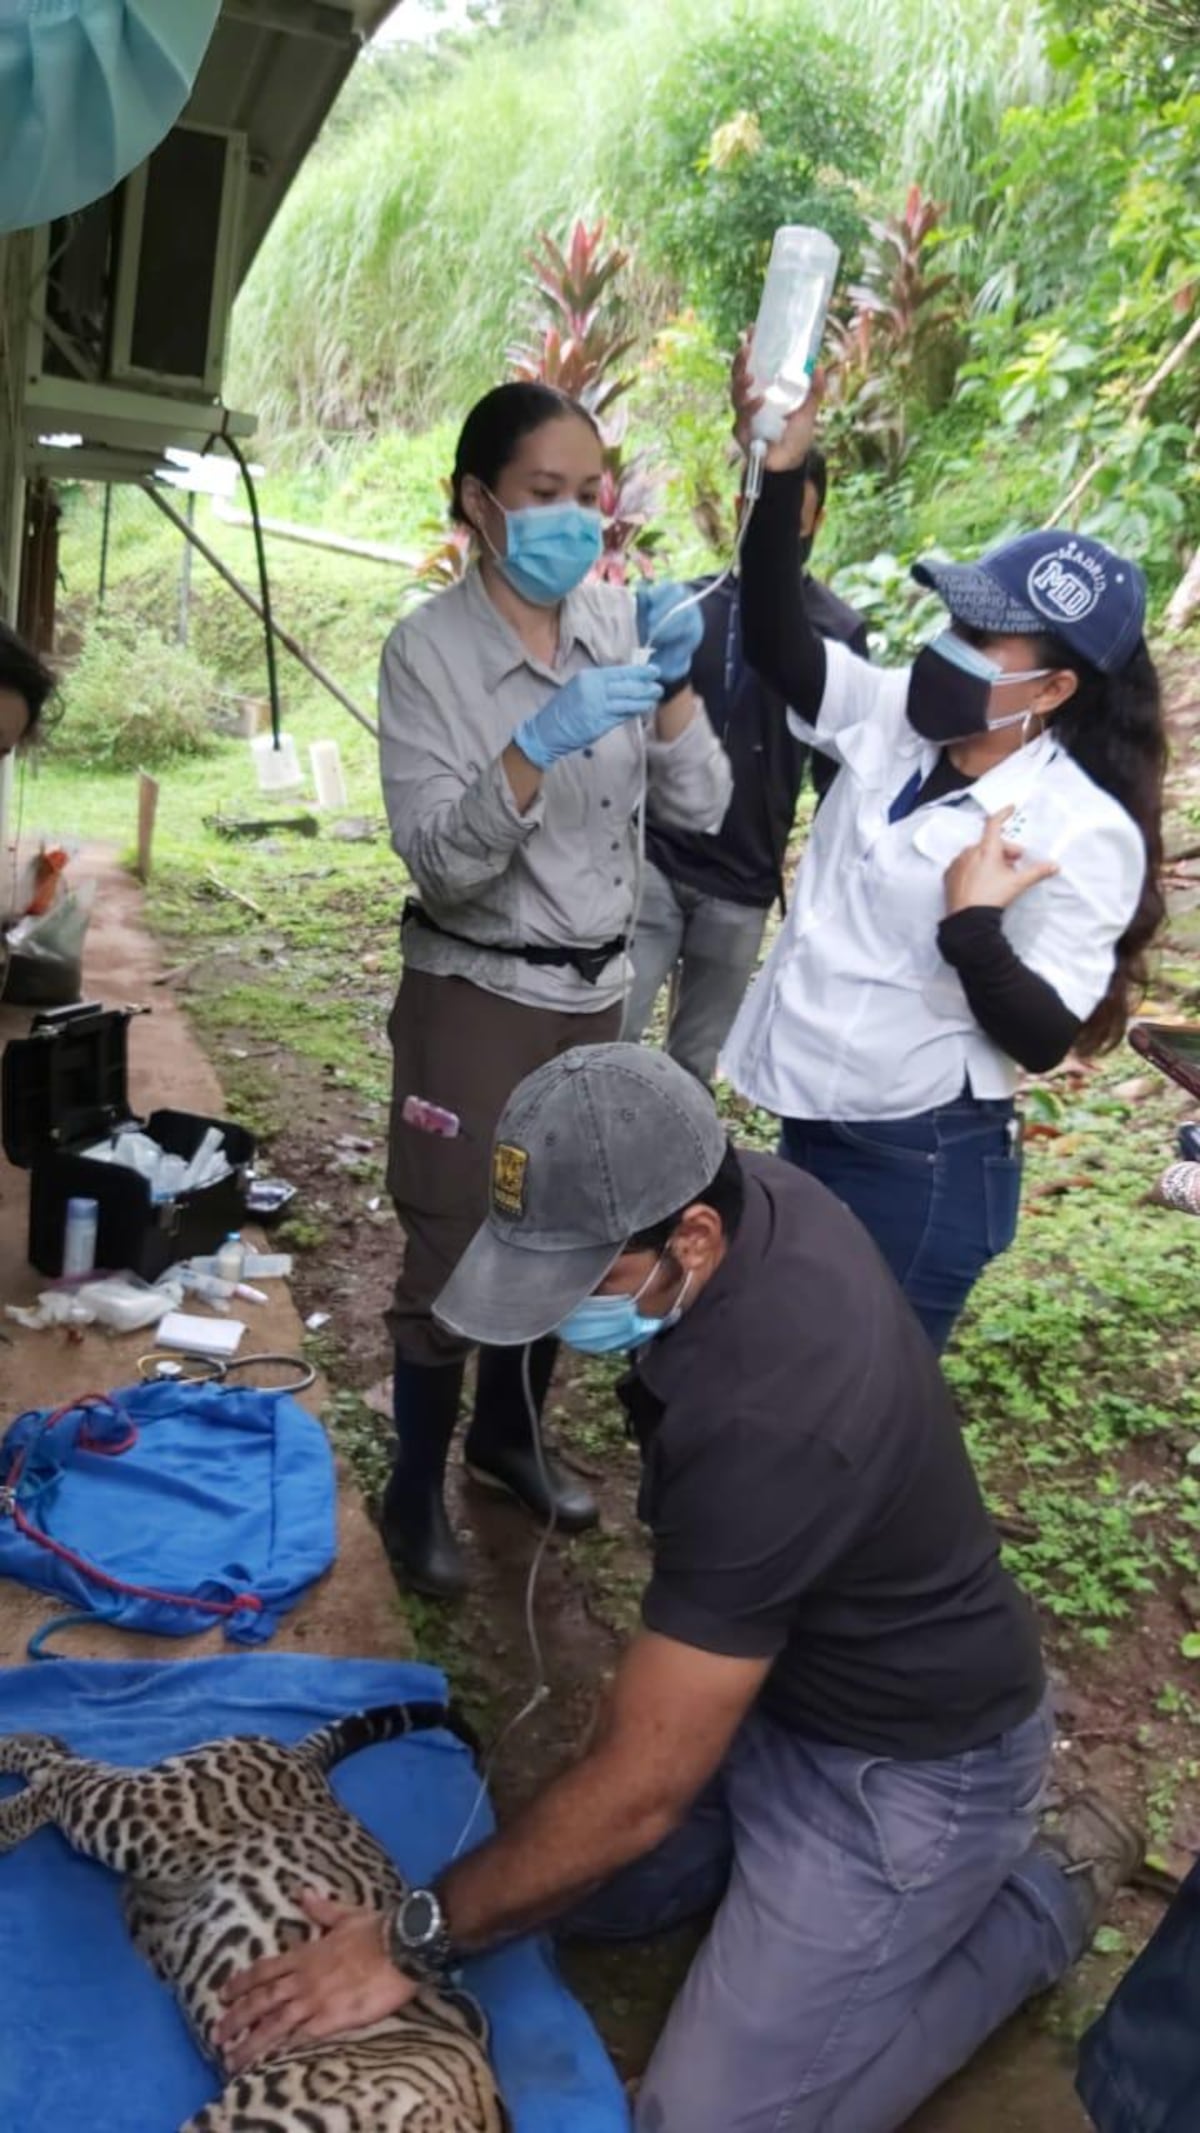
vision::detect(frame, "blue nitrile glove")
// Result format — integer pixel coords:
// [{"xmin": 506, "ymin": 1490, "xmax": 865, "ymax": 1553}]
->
[
  {"xmin": 513, "ymin": 665, "xmax": 664, "ymax": 771},
  {"xmin": 636, "ymin": 583, "xmax": 704, "ymax": 688}
]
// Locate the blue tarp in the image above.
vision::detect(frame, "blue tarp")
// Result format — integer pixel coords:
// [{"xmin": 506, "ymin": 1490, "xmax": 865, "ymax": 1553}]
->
[
  {"xmin": 0, "ymin": 1654, "xmax": 629, "ymax": 2133},
  {"xmin": 0, "ymin": 1383, "xmax": 336, "ymax": 1641}
]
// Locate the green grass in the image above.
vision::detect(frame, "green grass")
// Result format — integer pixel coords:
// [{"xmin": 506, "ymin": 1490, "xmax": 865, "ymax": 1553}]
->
[
  {"xmin": 227, "ymin": 0, "xmax": 1055, "ymax": 449},
  {"xmin": 711, "ymin": 1043, "xmax": 1200, "ymax": 1655}
]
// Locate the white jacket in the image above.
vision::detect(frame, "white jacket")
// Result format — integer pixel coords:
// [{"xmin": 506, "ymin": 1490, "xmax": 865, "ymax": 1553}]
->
[{"xmin": 721, "ymin": 641, "xmax": 1146, "ymax": 1120}]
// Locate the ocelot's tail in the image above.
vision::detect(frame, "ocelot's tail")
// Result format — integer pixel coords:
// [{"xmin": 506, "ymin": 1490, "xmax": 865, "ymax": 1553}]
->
[
  {"xmin": 0, "ymin": 1733, "xmax": 73, "ymax": 1852},
  {"xmin": 0, "ymin": 1732, "xmax": 72, "ymax": 1777},
  {"xmin": 296, "ymin": 1702, "xmax": 482, "ymax": 1774}
]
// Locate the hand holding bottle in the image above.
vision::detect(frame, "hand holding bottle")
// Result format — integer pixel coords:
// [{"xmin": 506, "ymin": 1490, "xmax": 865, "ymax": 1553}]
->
[{"xmin": 731, "ymin": 336, "xmax": 825, "ymax": 475}]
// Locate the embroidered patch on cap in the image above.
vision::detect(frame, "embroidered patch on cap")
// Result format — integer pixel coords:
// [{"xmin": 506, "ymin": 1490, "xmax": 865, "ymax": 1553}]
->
[
  {"xmin": 1025, "ymin": 540, "xmax": 1106, "ymax": 626},
  {"xmin": 492, "ymin": 1143, "xmax": 529, "ymax": 1219}
]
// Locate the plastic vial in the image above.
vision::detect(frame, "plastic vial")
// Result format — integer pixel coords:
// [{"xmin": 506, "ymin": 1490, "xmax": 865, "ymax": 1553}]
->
[
  {"xmin": 215, "ymin": 1232, "xmax": 245, "ymax": 1284},
  {"xmin": 62, "ymin": 1197, "xmax": 99, "ymax": 1279},
  {"xmin": 309, "ymin": 739, "xmax": 349, "ymax": 811},
  {"xmin": 749, "ymin": 226, "xmax": 841, "ymax": 443}
]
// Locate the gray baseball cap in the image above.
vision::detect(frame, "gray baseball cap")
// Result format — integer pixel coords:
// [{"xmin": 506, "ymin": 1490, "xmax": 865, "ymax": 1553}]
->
[{"xmin": 434, "ymin": 1043, "xmax": 729, "ymax": 1346}]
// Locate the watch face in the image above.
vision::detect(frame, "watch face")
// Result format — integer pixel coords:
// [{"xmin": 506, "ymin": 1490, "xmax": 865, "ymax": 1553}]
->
[{"xmin": 401, "ymin": 1890, "xmax": 438, "ymax": 1946}]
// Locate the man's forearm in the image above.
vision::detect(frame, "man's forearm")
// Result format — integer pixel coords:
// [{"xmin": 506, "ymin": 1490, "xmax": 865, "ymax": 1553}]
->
[{"xmin": 435, "ymin": 1747, "xmax": 679, "ymax": 1953}]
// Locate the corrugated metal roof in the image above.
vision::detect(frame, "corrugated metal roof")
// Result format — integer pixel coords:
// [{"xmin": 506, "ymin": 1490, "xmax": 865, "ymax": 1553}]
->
[{"xmin": 188, "ymin": 1, "xmax": 400, "ymax": 280}]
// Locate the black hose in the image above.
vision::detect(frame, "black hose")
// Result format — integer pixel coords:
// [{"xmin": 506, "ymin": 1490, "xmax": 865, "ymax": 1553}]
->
[{"xmin": 222, "ymin": 430, "xmax": 282, "ymax": 751}]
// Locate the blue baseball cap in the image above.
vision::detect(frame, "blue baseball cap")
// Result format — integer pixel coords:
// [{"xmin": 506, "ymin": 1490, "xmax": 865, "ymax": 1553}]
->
[{"xmin": 913, "ymin": 531, "xmax": 1147, "ymax": 676}]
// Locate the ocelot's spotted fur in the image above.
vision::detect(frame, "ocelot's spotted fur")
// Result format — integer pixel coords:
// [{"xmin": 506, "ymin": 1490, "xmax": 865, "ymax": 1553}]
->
[{"xmin": 0, "ymin": 1703, "xmax": 508, "ymax": 2132}]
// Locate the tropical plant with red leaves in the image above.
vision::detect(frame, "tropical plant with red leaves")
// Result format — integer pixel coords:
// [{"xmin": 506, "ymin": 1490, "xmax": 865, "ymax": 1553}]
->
[
  {"xmin": 507, "ymin": 219, "xmax": 636, "ymax": 416},
  {"xmin": 411, "ymin": 216, "xmax": 664, "ymax": 592},
  {"xmin": 824, "ymin": 184, "xmax": 964, "ymax": 475}
]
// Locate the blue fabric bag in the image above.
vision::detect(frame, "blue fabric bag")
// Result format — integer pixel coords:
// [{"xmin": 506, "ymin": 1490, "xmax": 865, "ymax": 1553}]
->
[
  {"xmin": 0, "ymin": 1382, "xmax": 336, "ymax": 1641},
  {"xmin": 0, "ymin": 0, "xmax": 221, "ymax": 234},
  {"xmin": 0, "ymin": 1654, "xmax": 629, "ymax": 2132}
]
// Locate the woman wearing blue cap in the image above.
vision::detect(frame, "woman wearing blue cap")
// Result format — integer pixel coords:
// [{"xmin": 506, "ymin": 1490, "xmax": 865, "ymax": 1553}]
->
[{"xmin": 722, "ymin": 363, "xmax": 1166, "ymax": 1350}]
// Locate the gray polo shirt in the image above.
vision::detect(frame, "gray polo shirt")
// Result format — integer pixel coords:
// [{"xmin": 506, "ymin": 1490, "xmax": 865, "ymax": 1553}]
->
[{"xmin": 378, "ymin": 568, "xmax": 732, "ymax": 1013}]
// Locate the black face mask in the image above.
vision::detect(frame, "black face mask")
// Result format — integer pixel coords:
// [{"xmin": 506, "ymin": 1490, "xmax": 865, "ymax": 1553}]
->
[{"xmin": 907, "ymin": 632, "xmax": 1053, "ymax": 746}]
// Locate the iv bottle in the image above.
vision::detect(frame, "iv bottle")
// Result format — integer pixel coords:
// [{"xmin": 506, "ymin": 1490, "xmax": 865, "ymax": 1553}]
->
[
  {"xmin": 749, "ymin": 226, "xmax": 841, "ymax": 443},
  {"xmin": 215, "ymin": 1232, "xmax": 245, "ymax": 1284}
]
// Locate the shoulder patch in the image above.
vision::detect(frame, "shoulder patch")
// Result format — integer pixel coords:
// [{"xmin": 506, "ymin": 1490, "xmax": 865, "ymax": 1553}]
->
[{"xmin": 492, "ymin": 1143, "xmax": 529, "ymax": 1220}]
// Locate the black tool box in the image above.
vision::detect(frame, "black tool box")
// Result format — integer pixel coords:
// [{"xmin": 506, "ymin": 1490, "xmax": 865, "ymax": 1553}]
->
[{"xmin": 1, "ymin": 1001, "xmax": 256, "ymax": 1279}]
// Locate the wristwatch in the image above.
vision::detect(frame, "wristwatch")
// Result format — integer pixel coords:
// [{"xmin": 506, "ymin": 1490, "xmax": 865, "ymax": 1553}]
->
[{"xmin": 386, "ymin": 1887, "xmax": 454, "ymax": 1980}]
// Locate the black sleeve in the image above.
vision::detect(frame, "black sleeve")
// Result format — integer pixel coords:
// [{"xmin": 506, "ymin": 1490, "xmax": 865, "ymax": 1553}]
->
[
  {"xmin": 937, "ymin": 907, "xmax": 1083, "ymax": 1073},
  {"xmin": 740, "ymin": 468, "xmax": 828, "ymax": 716},
  {"xmin": 848, "ymin": 621, "xmax": 872, "ymax": 662}
]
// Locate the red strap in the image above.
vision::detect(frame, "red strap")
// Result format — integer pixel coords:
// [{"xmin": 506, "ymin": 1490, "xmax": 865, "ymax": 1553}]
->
[{"xmin": 4, "ymin": 1394, "xmax": 263, "ymax": 1621}]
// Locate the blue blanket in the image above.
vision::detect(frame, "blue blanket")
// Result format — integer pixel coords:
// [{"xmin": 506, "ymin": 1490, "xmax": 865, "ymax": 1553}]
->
[
  {"xmin": 0, "ymin": 1656, "xmax": 629, "ymax": 2133},
  {"xmin": 0, "ymin": 1384, "xmax": 336, "ymax": 1642}
]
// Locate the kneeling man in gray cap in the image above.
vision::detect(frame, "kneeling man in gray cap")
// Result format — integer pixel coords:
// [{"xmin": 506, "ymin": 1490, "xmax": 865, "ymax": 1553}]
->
[{"xmin": 219, "ymin": 1045, "xmax": 1138, "ymax": 2132}]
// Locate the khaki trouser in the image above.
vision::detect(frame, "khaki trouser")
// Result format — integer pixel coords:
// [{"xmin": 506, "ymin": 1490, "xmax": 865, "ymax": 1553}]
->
[{"xmin": 385, "ymin": 967, "xmax": 622, "ymax": 1364}]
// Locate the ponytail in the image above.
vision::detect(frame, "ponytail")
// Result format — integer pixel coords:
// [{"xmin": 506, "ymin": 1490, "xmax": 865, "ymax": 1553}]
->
[{"xmin": 1039, "ymin": 635, "xmax": 1166, "ymax": 1054}]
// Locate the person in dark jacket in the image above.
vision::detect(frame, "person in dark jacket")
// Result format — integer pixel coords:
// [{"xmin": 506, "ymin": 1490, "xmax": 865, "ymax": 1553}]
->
[{"xmin": 623, "ymin": 448, "xmax": 868, "ymax": 1086}]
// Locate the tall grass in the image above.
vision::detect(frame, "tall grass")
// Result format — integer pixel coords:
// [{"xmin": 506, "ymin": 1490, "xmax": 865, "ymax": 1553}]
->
[
  {"xmin": 833, "ymin": 0, "xmax": 1053, "ymax": 228},
  {"xmin": 231, "ymin": 0, "xmax": 1055, "ymax": 452}
]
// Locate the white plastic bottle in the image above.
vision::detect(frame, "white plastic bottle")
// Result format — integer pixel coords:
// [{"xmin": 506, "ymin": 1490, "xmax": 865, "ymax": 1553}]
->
[
  {"xmin": 215, "ymin": 1232, "xmax": 245, "ymax": 1284},
  {"xmin": 62, "ymin": 1196, "xmax": 99, "ymax": 1279},
  {"xmin": 749, "ymin": 226, "xmax": 841, "ymax": 443}
]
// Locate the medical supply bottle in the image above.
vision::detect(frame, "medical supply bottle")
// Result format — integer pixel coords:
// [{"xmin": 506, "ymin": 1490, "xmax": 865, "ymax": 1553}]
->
[
  {"xmin": 62, "ymin": 1196, "xmax": 98, "ymax": 1278},
  {"xmin": 215, "ymin": 1232, "xmax": 245, "ymax": 1284},
  {"xmin": 749, "ymin": 226, "xmax": 841, "ymax": 442}
]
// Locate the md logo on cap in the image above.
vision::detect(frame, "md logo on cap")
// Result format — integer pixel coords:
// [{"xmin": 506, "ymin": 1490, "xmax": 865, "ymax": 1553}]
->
[{"xmin": 1026, "ymin": 540, "xmax": 1106, "ymax": 626}]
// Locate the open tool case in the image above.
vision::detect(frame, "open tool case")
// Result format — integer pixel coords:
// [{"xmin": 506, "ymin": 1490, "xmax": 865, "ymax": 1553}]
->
[{"xmin": 1, "ymin": 1001, "xmax": 256, "ymax": 1278}]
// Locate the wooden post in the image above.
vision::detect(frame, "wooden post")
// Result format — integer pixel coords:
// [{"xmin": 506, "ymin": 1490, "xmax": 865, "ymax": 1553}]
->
[{"xmin": 137, "ymin": 771, "xmax": 160, "ymax": 884}]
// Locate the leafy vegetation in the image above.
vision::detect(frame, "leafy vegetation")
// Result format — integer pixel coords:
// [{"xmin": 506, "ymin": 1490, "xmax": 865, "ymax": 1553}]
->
[{"xmin": 48, "ymin": 616, "xmax": 223, "ymax": 771}]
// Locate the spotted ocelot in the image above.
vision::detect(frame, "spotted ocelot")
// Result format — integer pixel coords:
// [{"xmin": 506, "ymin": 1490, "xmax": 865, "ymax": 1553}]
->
[{"xmin": 0, "ymin": 1704, "xmax": 509, "ymax": 2132}]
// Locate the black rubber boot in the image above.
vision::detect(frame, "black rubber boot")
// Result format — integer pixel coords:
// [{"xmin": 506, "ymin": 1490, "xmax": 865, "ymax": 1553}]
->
[
  {"xmin": 464, "ymin": 1338, "xmax": 598, "ymax": 1533},
  {"xmin": 379, "ymin": 1357, "xmax": 469, "ymax": 1600}
]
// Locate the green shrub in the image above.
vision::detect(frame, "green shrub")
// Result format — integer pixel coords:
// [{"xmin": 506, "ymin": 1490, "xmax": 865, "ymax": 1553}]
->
[
  {"xmin": 624, "ymin": 10, "xmax": 878, "ymax": 348},
  {"xmin": 51, "ymin": 619, "xmax": 223, "ymax": 772}
]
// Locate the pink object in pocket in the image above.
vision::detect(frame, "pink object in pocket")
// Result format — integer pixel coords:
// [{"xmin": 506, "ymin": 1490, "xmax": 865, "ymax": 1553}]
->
[{"xmin": 400, "ymin": 1094, "xmax": 463, "ymax": 1139}]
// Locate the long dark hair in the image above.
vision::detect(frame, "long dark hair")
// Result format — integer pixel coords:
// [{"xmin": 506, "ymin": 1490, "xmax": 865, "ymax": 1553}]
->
[
  {"xmin": 0, "ymin": 620, "xmax": 54, "ymax": 735},
  {"xmin": 1038, "ymin": 632, "xmax": 1166, "ymax": 1054},
  {"xmin": 450, "ymin": 382, "xmax": 601, "ymax": 527}
]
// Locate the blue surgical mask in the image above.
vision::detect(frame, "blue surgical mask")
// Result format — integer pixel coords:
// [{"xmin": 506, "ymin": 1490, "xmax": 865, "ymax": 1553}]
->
[
  {"xmin": 554, "ymin": 1259, "xmax": 691, "ymax": 1357},
  {"xmin": 488, "ymin": 497, "xmax": 604, "ymax": 607}
]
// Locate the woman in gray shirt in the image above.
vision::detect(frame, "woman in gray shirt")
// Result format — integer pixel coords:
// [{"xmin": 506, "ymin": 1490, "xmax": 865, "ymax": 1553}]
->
[{"xmin": 377, "ymin": 382, "xmax": 731, "ymax": 1596}]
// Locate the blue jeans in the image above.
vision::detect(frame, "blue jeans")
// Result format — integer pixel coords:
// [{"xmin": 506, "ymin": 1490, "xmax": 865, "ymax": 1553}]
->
[
  {"xmin": 1077, "ymin": 1860, "xmax": 1200, "ymax": 2131},
  {"xmin": 779, "ymin": 1095, "xmax": 1022, "ymax": 1352},
  {"xmin": 566, "ymin": 1699, "xmax": 1083, "ymax": 2133}
]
